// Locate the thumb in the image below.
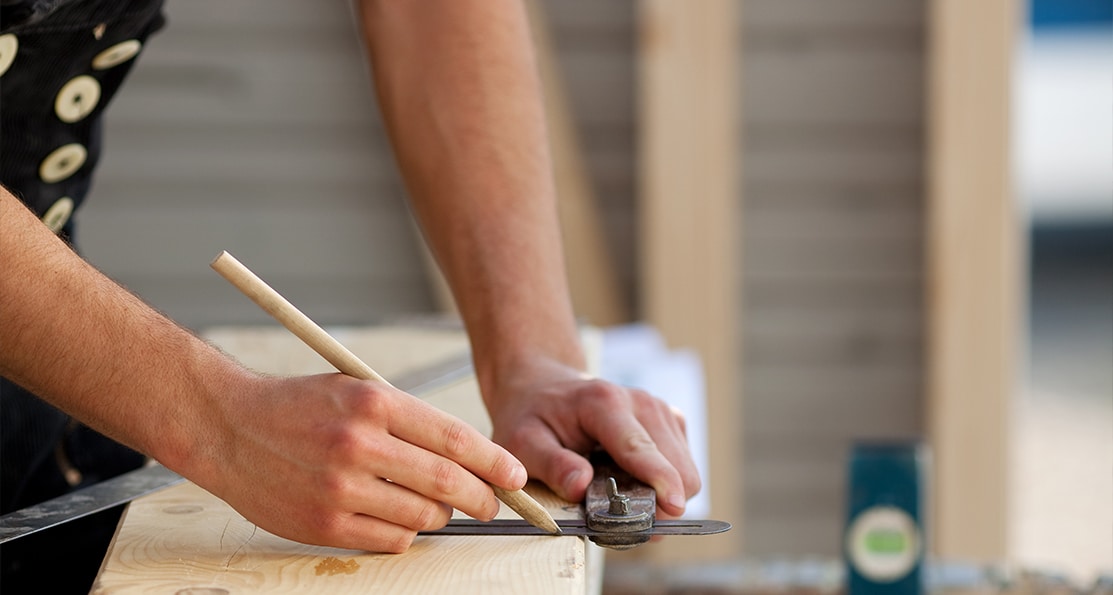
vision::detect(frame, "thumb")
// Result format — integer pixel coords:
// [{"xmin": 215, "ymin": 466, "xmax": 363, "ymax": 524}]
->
[{"xmin": 507, "ymin": 426, "xmax": 593, "ymax": 503}]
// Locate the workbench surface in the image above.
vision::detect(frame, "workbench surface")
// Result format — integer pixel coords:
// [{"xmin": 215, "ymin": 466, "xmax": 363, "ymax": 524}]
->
[{"xmin": 92, "ymin": 325, "xmax": 602, "ymax": 594}]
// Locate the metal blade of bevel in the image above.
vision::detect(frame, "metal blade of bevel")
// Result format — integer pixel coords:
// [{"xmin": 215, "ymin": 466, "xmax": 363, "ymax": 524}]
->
[
  {"xmin": 419, "ymin": 519, "xmax": 732, "ymax": 537},
  {"xmin": 0, "ymin": 351, "xmax": 474, "ymax": 544},
  {"xmin": 0, "ymin": 464, "xmax": 184, "ymax": 544}
]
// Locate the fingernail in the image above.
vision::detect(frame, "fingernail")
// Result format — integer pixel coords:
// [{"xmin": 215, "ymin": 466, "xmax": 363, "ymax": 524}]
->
[
  {"xmin": 561, "ymin": 469, "xmax": 582, "ymax": 497},
  {"xmin": 512, "ymin": 464, "xmax": 528, "ymax": 488},
  {"xmin": 667, "ymin": 493, "xmax": 686, "ymax": 513}
]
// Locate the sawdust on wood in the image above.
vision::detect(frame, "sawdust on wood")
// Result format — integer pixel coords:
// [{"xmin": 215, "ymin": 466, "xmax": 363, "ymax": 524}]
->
[{"xmin": 314, "ymin": 556, "xmax": 360, "ymax": 576}]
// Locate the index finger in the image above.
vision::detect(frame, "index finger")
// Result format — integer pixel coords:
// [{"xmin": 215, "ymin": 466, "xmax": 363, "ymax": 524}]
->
[
  {"xmin": 387, "ymin": 392, "xmax": 527, "ymax": 491},
  {"xmin": 579, "ymin": 394, "xmax": 687, "ymax": 516}
]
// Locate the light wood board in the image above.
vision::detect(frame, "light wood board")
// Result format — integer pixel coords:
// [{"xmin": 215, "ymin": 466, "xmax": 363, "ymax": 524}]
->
[
  {"xmin": 635, "ymin": 0, "xmax": 742, "ymax": 562},
  {"xmin": 93, "ymin": 326, "xmax": 602, "ymax": 594},
  {"xmin": 926, "ymin": 0, "xmax": 1019, "ymax": 560}
]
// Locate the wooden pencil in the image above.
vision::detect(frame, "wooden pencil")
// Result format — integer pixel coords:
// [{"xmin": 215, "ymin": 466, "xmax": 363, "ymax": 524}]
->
[{"xmin": 210, "ymin": 251, "xmax": 561, "ymax": 536}]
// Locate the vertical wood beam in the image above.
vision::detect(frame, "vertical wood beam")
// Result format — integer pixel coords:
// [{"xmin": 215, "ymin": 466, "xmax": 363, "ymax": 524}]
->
[
  {"xmin": 927, "ymin": 0, "xmax": 1020, "ymax": 560},
  {"xmin": 638, "ymin": 0, "xmax": 741, "ymax": 560}
]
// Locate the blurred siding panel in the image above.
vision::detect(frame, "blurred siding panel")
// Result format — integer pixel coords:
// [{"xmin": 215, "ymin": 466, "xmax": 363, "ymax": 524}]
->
[
  {"xmin": 78, "ymin": 0, "xmax": 924, "ymax": 557},
  {"xmin": 80, "ymin": 0, "xmax": 420, "ymax": 328},
  {"xmin": 80, "ymin": 0, "xmax": 639, "ymax": 331},
  {"xmin": 742, "ymin": 0, "xmax": 926, "ymax": 555},
  {"xmin": 543, "ymin": 0, "xmax": 639, "ymax": 311}
]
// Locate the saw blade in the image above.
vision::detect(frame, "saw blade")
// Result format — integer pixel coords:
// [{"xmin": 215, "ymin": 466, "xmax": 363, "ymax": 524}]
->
[{"xmin": 420, "ymin": 519, "xmax": 731, "ymax": 537}]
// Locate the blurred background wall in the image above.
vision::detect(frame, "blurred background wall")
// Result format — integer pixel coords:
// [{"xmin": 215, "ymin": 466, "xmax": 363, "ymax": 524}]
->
[
  {"xmin": 1012, "ymin": 0, "xmax": 1112, "ymax": 579},
  {"xmin": 81, "ymin": 0, "xmax": 927, "ymax": 558},
  {"xmin": 80, "ymin": 1, "xmax": 434, "ymax": 326},
  {"xmin": 738, "ymin": 1, "xmax": 925, "ymax": 554},
  {"xmin": 77, "ymin": 0, "xmax": 1109, "ymax": 584}
]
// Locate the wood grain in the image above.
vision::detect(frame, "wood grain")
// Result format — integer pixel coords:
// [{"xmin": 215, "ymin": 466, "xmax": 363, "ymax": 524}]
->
[
  {"xmin": 93, "ymin": 481, "xmax": 587, "ymax": 594},
  {"xmin": 94, "ymin": 327, "xmax": 602, "ymax": 594}
]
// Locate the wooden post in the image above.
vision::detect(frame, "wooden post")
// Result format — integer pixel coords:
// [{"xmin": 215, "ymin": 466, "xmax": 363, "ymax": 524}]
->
[
  {"xmin": 637, "ymin": 0, "xmax": 741, "ymax": 561},
  {"xmin": 926, "ymin": 0, "xmax": 1020, "ymax": 561}
]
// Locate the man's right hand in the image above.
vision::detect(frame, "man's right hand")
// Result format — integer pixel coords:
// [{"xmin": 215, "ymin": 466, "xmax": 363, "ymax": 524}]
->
[
  {"xmin": 2, "ymin": 189, "xmax": 528, "ymax": 554},
  {"xmin": 182, "ymin": 372, "xmax": 528, "ymax": 553}
]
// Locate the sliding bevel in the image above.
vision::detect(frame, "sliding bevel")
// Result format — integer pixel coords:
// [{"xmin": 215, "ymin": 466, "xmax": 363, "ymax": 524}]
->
[
  {"xmin": 419, "ymin": 518, "xmax": 731, "ymax": 538},
  {"xmin": 421, "ymin": 451, "xmax": 732, "ymax": 550}
]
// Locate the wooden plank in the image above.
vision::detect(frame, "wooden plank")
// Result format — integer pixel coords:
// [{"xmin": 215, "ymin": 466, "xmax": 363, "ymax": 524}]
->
[
  {"xmin": 926, "ymin": 0, "xmax": 1019, "ymax": 560},
  {"xmin": 94, "ymin": 481, "xmax": 588, "ymax": 595},
  {"xmin": 636, "ymin": 0, "xmax": 741, "ymax": 561},
  {"xmin": 94, "ymin": 326, "xmax": 603, "ymax": 594}
]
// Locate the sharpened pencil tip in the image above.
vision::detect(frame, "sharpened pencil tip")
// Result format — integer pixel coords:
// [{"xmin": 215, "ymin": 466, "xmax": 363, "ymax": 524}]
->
[
  {"xmin": 539, "ymin": 514, "xmax": 562, "ymax": 535},
  {"xmin": 491, "ymin": 485, "xmax": 563, "ymax": 536}
]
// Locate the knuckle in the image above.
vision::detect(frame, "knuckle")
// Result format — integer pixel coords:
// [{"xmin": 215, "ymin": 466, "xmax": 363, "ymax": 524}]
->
[
  {"xmin": 350, "ymin": 383, "xmax": 392, "ymax": 421},
  {"xmin": 672, "ymin": 407, "xmax": 689, "ymax": 435},
  {"xmin": 410, "ymin": 500, "xmax": 449, "ymax": 531},
  {"xmin": 501, "ymin": 431, "xmax": 526, "ymax": 453},
  {"xmin": 687, "ymin": 472, "xmax": 703, "ymax": 498},
  {"xmin": 481, "ymin": 492, "xmax": 501, "ymax": 521},
  {"xmin": 503, "ymin": 423, "xmax": 538, "ymax": 453},
  {"xmin": 326, "ymin": 426, "xmax": 368, "ymax": 465},
  {"xmin": 306, "ymin": 511, "xmax": 345, "ymax": 544},
  {"xmin": 621, "ymin": 430, "xmax": 656, "ymax": 454},
  {"xmin": 632, "ymin": 389, "xmax": 666, "ymax": 414},
  {"xmin": 487, "ymin": 452, "xmax": 516, "ymax": 483},
  {"xmin": 583, "ymin": 380, "xmax": 626, "ymax": 405},
  {"xmin": 381, "ymin": 530, "xmax": 416, "ymax": 554},
  {"xmin": 442, "ymin": 421, "xmax": 472, "ymax": 458},
  {"xmin": 432, "ymin": 460, "xmax": 462, "ymax": 495},
  {"xmin": 317, "ymin": 471, "xmax": 351, "ymax": 502}
]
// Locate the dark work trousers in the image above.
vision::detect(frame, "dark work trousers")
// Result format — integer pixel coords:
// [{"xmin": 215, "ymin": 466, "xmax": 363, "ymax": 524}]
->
[{"xmin": 1, "ymin": 1, "xmax": 165, "ymax": 592}]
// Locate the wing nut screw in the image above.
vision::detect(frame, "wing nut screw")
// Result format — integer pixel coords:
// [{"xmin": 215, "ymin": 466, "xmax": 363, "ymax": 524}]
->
[{"xmin": 606, "ymin": 477, "xmax": 631, "ymax": 516}]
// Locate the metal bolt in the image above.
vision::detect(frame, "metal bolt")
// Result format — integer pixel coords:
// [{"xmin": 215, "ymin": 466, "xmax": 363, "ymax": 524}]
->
[{"xmin": 606, "ymin": 477, "xmax": 631, "ymax": 516}]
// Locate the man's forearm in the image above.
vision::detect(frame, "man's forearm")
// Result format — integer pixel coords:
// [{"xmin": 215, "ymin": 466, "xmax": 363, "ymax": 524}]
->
[
  {"xmin": 0, "ymin": 188, "xmax": 246, "ymax": 478},
  {"xmin": 1, "ymin": 186, "xmax": 531, "ymax": 550},
  {"xmin": 357, "ymin": 0, "xmax": 586, "ymax": 394}
]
